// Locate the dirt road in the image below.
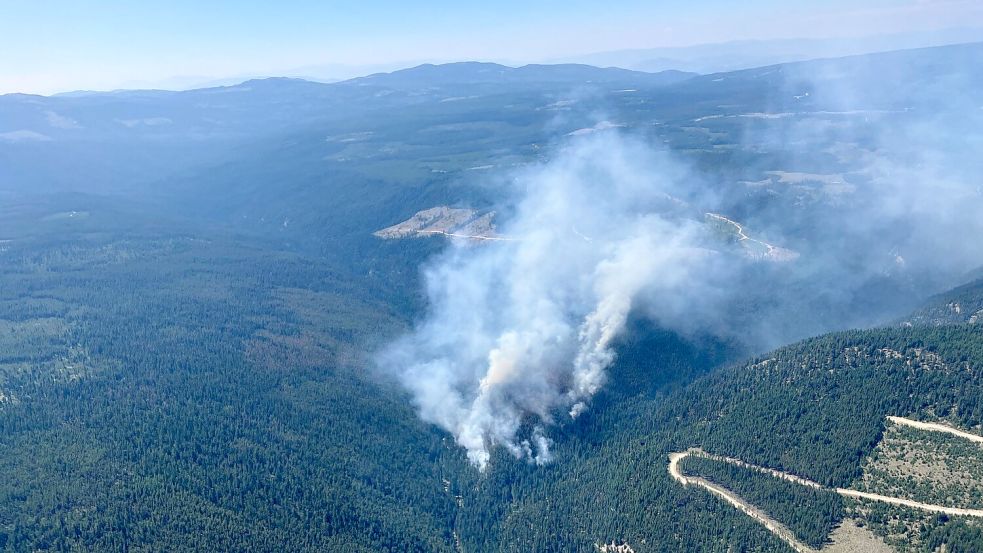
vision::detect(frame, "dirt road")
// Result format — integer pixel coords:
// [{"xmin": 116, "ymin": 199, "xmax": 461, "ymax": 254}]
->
[
  {"xmin": 669, "ymin": 450, "xmax": 818, "ymax": 553},
  {"xmin": 887, "ymin": 415, "xmax": 983, "ymax": 444},
  {"xmin": 668, "ymin": 416, "xmax": 983, "ymax": 550}
]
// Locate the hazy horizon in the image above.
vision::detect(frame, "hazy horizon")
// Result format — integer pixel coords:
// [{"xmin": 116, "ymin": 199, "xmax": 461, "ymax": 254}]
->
[{"xmin": 3, "ymin": 0, "xmax": 983, "ymax": 95}]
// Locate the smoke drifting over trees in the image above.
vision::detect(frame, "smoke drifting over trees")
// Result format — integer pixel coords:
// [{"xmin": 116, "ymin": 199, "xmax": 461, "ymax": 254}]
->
[
  {"xmin": 382, "ymin": 46, "xmax": 983, "ymax": 469},
  {"xmin": 380, "ymin": 135, "xmax": 738, "ymax": 468}
]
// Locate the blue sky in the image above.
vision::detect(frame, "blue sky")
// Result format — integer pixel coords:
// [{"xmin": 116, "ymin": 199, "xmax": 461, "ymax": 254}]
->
[{"xmin": 2, "ymin": 0, "xmax": 982, "ymax": 94}]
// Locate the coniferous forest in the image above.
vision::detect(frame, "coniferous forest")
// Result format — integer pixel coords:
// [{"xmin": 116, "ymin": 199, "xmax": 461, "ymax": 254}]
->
[{"xmin": 2, "ymin": 39, "xmax": 983, "ymax": 552}]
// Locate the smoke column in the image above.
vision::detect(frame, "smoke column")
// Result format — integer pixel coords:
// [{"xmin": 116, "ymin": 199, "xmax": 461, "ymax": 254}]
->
[
  {"xmin": 382, "ymin": 47, "xmax": 983, "ymax": 469},
  {"xmin": 380, "ymin": 134, "xmax": 724, "ymax": 469}
]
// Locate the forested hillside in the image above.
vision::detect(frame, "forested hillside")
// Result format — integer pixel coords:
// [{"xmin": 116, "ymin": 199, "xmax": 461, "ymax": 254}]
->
[
  {"xmin": 0, "ymin": 206, "xmax": 467, "ymax": 551},
  {"xmin": 5, "ymin": 206, "xmax": 980, "ymax": 551},
  {"xmin": 1, "ymin": 43, "xmax": 982, "ymax": 552},
  {"xmin": 903, "ymin": 277, "xmax": 983, "ymax": 326},
  {"xmin": 456, "ymin": 322, "xmax": 983, "ymax": 552}
]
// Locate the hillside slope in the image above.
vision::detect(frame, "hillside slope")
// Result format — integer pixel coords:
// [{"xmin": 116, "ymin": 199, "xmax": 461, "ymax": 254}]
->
[
  {"xmin": 0, "ymin": 44, "xmax": 982, "ymax": 552},
  {"xmin": 465, "ymin": 303, "xmax": 983, "ymax": 551}
]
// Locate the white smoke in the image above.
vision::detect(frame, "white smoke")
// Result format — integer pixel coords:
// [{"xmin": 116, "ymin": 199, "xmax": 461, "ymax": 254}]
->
[
  {"xmin": 380, "ymin": 134, "xmax": 723, "ymax": 469},
  {"xmin": 381, "ymin": 46, "xmax": 983, "ymax": 470}
]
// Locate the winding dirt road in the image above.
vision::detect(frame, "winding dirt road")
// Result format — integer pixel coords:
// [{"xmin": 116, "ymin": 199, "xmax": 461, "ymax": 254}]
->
[
  {"xmin": 705, "ymin": 212, "xmax": 773, "ymax": 252},
  {"xmin": 669, "ymin": 450, "xmax": 817, "ymax": 553},
  {"xmin": 668, "ymin": 416, "xmax": 983, "ymax": 551}
]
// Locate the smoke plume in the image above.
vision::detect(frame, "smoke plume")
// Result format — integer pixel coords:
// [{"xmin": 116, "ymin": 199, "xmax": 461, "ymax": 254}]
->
[
  {"xmin": 382, "ymin": 44, "xmax": 983, "ymax": 469},
  {"xmin": 380, "ymin": 135, "xmax": 728, "ymax": 468}
]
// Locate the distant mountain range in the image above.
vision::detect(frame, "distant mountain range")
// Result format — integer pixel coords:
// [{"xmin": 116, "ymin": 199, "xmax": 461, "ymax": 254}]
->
[
  {"xmin": 554, "ymin": 27, "xmax": 983, "ymax": 73},
  {"xmin": 44, "ymin": 27, "xmax": 982, "ymax": 95},
  {"xmin": 346, "ymin": 62, "xmax": 694, "ymax": 88}
]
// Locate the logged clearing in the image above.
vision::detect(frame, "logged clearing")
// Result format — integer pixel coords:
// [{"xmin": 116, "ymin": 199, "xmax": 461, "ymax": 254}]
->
[
  {"xmin": 374, "ymin": 206, "xmax": 505, "ymax": 241},
  {"xmin": 856, "ymin": 416, "xmax": 983, "ymax": 510},
  {"xmin": 823, "ymin": 519, "xmax": 893, "ymax": 553},
  {"xmin": 851, "ymin": 415, "xmax": 983, "ymax": 548}
]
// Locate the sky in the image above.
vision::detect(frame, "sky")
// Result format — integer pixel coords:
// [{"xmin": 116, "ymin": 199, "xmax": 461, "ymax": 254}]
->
[{"xmin": 2, "ymin": 0, "xmax": 983, "ymax": 94}]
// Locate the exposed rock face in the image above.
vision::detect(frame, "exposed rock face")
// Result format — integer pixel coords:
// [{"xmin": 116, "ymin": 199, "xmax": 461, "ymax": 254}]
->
[
  {"xmin": 597, "ymin": 542, "xmax": 636, "ymax": 553},
  {"xmin": 374, "ymin": 206, "xmax": 500, "ymax": 240},
  {"xmin": 901, "ymin": 278, "xmax": 983, "ymax": 326}
]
